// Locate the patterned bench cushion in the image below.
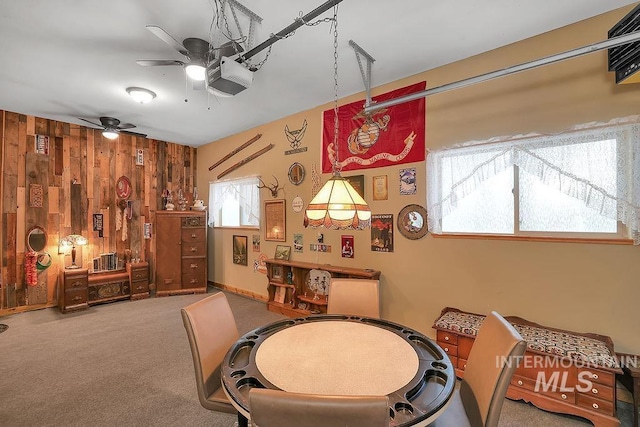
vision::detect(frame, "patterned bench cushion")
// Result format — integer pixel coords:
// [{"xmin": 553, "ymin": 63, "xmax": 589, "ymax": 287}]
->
[{"xmin": 434, "ymin": 310, "xmax": 619, "ymax": 369}]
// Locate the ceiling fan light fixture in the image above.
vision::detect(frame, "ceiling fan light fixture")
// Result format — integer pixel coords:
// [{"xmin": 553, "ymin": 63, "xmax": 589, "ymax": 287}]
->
[
  {"xmin": 185, "ymin": 63, "xmax": 206, "ymax": 81},
  {"xmin": 126, "ymin": 87, "xmax": 156, "ymax": 104},
  {"xmin": 102, "ymin": 130, "xmax": 119, "ymax": 140}
]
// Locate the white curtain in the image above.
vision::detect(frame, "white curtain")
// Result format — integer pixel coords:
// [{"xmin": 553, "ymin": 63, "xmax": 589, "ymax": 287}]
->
[
  {"xmin": 208, "ymin": 176, "xmax": 260, "ymax": 227},
  {"xmin": 427, "ymin": 116, "xmax": 640, "ymax": 244}
]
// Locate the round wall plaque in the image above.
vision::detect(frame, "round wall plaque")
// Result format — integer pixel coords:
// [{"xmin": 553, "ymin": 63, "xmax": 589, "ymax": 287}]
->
[
  {"xmin": 397, "ymin": 204, "xmax": 429, "ymax": 240},
  {"xmin": 292, "ymin": 196, "xmax": 304, "ymax": 213},
  {"xmin": 288, "ymin": 162, "xmax": 305, "ymax": 185},
  {"xmin": 116, "ymin": 176, "xmax": 132, "ymax": 199}
]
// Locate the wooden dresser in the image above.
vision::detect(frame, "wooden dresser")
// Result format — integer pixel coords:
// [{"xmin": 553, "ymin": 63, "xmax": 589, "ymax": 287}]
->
[
  {"xmin": 58, "ymin": 268, "xmax": 89, "ymax": 313},
  {"xmin": 127, "ymin": 262, "xmax": 149, "ymax": 300},
  {"xmin": 433, "ymin": 307, "xmax": 623, "ymax": 427},
  {"xmin": 155, "ymin": 211, "xmax": 207, "ymax": 296}
]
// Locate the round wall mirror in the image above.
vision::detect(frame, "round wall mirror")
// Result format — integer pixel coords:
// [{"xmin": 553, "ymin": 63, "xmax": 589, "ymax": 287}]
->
[{"xmin": 26, "ymin": 226, "xmax": 47, "ymax": 253}]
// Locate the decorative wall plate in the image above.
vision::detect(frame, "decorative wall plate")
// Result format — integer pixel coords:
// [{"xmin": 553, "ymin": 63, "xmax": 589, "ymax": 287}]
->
[
  {"xmin": 288, "ymin": 162, "xmax": 305, "ymax": 185},
  {"xmin": 397, "ymin": 204, "xmax": 429, "ymax": 240},
  {"xmin": 291, "ymin": 196, "xmax": 304, "ymax": 213},
  {"xmin": 116, "ymin": 176, "xmax": 132, "ymax": 199}
]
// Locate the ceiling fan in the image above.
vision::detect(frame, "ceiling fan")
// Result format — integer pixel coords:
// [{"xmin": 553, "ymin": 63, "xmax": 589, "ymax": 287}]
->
[
  {"xmin": 137, "ymin": 25, "xmax": 251, "ymax": 95},
  {"xmin": 79, "ymin": 117, "xmax": 147, "ymax": 139}
]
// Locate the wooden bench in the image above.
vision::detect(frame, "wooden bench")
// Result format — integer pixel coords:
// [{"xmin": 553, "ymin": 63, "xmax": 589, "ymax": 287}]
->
[{"xmin": 433, "ymin": 307, "xmax": 623, "ymax": 427}]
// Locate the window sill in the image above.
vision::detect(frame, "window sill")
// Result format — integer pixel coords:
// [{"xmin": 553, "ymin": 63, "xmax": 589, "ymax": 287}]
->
[{"xmin": 432, "ymin": 233, "xmax": 633, "ymax": 245}]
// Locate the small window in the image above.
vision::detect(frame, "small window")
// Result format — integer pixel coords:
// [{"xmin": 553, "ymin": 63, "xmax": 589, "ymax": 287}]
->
[
  {"xmin": 427, "ymin": 118, "xmax": 640, "ymax": 243},
  {"xmin": 209, "ymin": 176, "xmax": 260, "ymax": 228}
]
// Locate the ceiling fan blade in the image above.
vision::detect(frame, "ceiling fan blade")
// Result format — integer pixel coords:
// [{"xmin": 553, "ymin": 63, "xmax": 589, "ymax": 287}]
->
[
  {"xmin": 146, "ymin": 25, "xmax": 188, "ymax": 56},
  {"xmin": 78, "ymin": 118, "xmax": 102, "ymax": 128},
  {"xmin": 120, "ymin": 130, "xmax": 147, "ymax": 138},
  {"xmin": 117, "ymin": 123, "xmax": 136, "ymax": 130},
  {"xmin": 136, "ymin": 59, "xmax": 185, "ymax": 67}
]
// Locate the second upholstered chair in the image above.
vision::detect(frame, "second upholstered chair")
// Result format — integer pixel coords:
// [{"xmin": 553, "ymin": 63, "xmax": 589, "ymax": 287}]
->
[
  {"xmin": 326, "ymin": 278, "xmax": 380, "ymax": 318},
  {"xmin": 429, "ymin": 311, "xmax": 527, "ymax": 427},
  {"xmin": 181, "ymin": 292, "xmax": 247, "ymax": 425},
  {"xmin": 249, "ymin": 388, "xmax": 389, "ymax": 427}
]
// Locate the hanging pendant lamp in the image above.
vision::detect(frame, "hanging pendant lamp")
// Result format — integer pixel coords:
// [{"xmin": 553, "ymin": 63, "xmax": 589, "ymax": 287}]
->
[{"xmin": 303, "ymin": 4, "xmax": 371, "ymax": 230}]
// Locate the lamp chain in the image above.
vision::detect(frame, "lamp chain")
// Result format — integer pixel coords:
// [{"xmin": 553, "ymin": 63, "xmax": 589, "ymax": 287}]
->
[{"xmin": 332, "ymin": 4, "xmax": 340, "ymax": 175}]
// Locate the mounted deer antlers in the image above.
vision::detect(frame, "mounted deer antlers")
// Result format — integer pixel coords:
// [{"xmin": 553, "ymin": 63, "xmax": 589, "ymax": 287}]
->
[{"xmin": 257, "ymin": 175, "xmax": 282, "ymax": 198}]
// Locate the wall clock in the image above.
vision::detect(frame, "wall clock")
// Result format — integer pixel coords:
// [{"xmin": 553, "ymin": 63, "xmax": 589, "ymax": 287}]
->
[{"xmin": 397, "ymin": 204, "xmax": 429, "ymax": 240}]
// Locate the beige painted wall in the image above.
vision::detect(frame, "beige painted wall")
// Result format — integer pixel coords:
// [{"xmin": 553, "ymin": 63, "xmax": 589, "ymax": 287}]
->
[{"xmin": 198, "ymin": 5, "xmax": 640, "ymax": 354}]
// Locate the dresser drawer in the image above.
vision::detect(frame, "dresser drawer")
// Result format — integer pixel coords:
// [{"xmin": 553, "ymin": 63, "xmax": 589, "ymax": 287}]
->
[
  {"xmin": 66, "ymin": 276, "xmax": 88, "ymax": 290},
  {"xmin": 182, "ymin": 271, "xmax": 206, "ymax": 289},
  {"xmin": 181, "ymin": 228, "xmax": 205, "ymax": 244},
  {"xmin": 438, "ymin": 341, "xmax": 458, "ymax": 357},
  {"xmin": 129, "ymin": 268, "xmax": 148, "ymax": 282},
  {"xmin": 64, "ymin": 288, "xmax": 87, "ymax": 307},
  {"xmin": 576, "ymin": 393, "xmax": 614, "ymax": 416},
  {"xmin": 458, "ymin": 358, "xmax": 468, "ymax": 371},
  {"xmin": 130, "ymin": 280, "xmax": 149, "ymax": 295},
  {"xmin": 181, "ymin": 241, "xmax": 206, "ymax": 257},
  {"xmin": 436, "ymin": 330, "xmax": 458, "ymax": 345},
  {"xmin": 511, "ymin": 374, "xmax": 576, "ymax": 404},
  {"xmin": 579, "ymin": 382, "xmax": 613, "ymax": 402},
  {"xmin": 458, "ymin": 336, "xmax": 475, "ymax": 360},
  {"xmin": 577, "ymin": 367, "xmax": 614, "ymax": 387}
]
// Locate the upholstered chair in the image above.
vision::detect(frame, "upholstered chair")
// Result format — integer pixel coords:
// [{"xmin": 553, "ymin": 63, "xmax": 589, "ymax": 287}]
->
[
  {"xmin": 249, "ymin": 388, "xmax": 389, "ymax": 427},
  {"xmin": 326, "ymin": 278, "xmax": 380, "ymax": 318},
  {"xmin": 430, "ymin": 311, "xmax": 527, "ymax": 427},
  {"xmin": 181, "ymin": 292, "xmax": 247, "ymax": 426}
]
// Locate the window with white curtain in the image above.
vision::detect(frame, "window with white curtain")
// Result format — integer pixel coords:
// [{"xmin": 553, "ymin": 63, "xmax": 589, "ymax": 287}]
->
[
  {"xmin": 427, "ymin": 117, "xmax": 640, "ymax": 244},
  {"xmin": 208, "ymin": 176, "xmax": 260, "ymax": 228}
]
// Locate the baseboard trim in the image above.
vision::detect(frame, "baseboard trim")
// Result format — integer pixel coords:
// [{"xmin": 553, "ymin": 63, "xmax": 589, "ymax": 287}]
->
[{"xmin": 209, "ymin": 281, "xmax": 268, "ymax": 303}]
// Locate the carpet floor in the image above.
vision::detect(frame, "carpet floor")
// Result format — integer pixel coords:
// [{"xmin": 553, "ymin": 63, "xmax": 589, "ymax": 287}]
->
[{"xmin": 0, "ymin": 288, "xmax": 633, "ymax": 426}]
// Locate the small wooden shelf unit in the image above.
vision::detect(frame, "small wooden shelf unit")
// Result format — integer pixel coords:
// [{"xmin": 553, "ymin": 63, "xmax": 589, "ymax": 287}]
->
[{"xmin": 264, "ymin": 259, "xmax": 380, "ymax": 317}]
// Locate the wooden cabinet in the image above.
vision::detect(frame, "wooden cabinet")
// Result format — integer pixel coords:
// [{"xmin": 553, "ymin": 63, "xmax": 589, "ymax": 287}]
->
[
  {"xmin": 155, "ymin": 211, "xmax": 207, "ymax": 296},
  {"xmin": 88, "ymin": 270, "xmax": 129, "ymax": 305},
  {"xmin": 128, "ymin": 262, "xmax": 149, "ymax": 300},
  {"xmin": 58, "ymin": 268, "xmax": 89, "ymax": 313},
  {"xmin": 433, "ymin": 308, "xmax": 623, "ymax": 427},
  {"xmin": 264, "ymin": 259, "xmax": 381, "ymax": 317}
]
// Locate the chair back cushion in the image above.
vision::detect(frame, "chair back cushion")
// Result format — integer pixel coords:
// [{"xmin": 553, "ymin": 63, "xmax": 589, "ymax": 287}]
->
[
  {"xmin": 181, "ymin": 292, "xmax": 239, "ymax": 411},
  {"xmin": 249, "ymin": 388, "xmax": 389, "ymax": 427},
  {"xmin": 460, "ymin": 311, "xmax": 526, "ymax": 427},
  {"xmin": 326, "ymin": 278, "xmax": 380, "ymax": 318}
]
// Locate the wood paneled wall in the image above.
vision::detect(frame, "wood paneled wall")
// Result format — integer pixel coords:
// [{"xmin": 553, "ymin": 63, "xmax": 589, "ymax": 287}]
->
[{"xmin": 0, "ymin": 111, "xmax": 197, "ymax": 314}]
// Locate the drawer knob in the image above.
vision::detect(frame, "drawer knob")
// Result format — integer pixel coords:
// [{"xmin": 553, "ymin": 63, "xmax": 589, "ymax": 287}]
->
[
  {"xmin": 136, "ymin": 285, "xmax": 144, "ymax": 291},
  {"xmin": 190, "ymin": 279, "xmax": 198, "ymax": 284},
  {"xmin": 444, "ymin": 347, "xmax": 449, "ymax": 352},
  {"xmin": 72, "ymin": 296, "xmax": 82, "ymax": 302},
  {"xmin": 191, "ymin": 234, "xmax": 197, "ymax": 238},
  {"xmin": 592, "ymin": 373, "xmax": 599, "ymax": 380},
  {"xmin": 592, "ymin": 388, "xmax": 598, "ymax": 394},
  {"xmin": 561, "ymin": 393, "xmax": 567, "ymax": 400},
  {"xmin": 517, "ymin": 380, "xmax": 523, "ymax": 386},
  {"xmin": 592, "ymin": 403, "xmax": 599, "ymax": 409},
  {"xmin": 190, "ymin": 263, "xmax": 198, "ymax": 269},
  {"xmin": 190, "ymin": 247, "xmax": 197, "ymax": 252},
  {"xmin": 444, "ymin": 336, "xmax": 449, "ymax": 341},
  {"xmin": 463, "ymin": 364, "xmax": 467, "ymax": 369}
]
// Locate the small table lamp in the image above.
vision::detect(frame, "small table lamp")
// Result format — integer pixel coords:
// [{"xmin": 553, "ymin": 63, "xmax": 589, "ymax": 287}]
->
[{"xmin": 60, "ymin": 234, "xmax": 88, "ymax": 269}]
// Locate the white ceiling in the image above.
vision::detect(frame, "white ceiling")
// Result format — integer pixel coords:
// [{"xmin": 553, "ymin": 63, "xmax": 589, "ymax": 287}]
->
[{"xmin": 0, "ymin": 0, "xmax": 637, "ymax": 147}]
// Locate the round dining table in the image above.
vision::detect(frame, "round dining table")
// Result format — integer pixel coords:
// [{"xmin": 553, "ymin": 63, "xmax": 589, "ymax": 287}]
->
[{"xmin": 221, "ymin": 314, "xmax": 456, "ymax": 426}]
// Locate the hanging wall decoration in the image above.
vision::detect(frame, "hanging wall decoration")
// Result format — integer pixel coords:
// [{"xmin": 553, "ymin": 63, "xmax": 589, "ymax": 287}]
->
[
  {"xmin": 252, "ymin": 234, "xmax": 261, "ymax": 252},
  {"xmin": 284, "ymin": 119, "xmax": 308, "ymax": 155},
  {"xmin": 288, "ymin": 162, "xmax": 305, "ymax": 185},
  {"xmin": 93, "ymin": 213, "xmax": 104, "ymax": 237},
  {"xmin": 293, "ymin": 233, "xmax": 303, "ymax": 253},
  {"xmin": 291, "ymin": 196, "xmax": 304, "ymax": 213},
  {"xmin": 29, "ymin": 184, "xmax": 43, "ymax": 208},
  {"xmin": 373, "ymin": 175, "xmax": 388, "ymax": 201},
  {"xmin": 397, "ymin": 204, "xmax": 428, "ymax": 240},
  {"xmin": 371, "ymin": 214, "xmax": 393, "ymax": 252},
  {"xmin": 341, "ymin": 235, "xmax": 354, "ymax": 258},
  {"xmin": 322, "ymin": 82, "xmax": 426, "ymax": 173},
  {"xmin": 400, "ymin": 168, "xmax": 417, "ymax": 195}
]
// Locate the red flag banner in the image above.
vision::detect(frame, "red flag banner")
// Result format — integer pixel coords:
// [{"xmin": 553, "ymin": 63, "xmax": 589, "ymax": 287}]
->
[{"xmin": 322, "ymin": 81, "xmax": 426, "ymax": 173}]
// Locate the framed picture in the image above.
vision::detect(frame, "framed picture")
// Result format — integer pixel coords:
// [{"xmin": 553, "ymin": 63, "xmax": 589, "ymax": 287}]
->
[
  {"xmin": 371, "ymin": 214, "xmax": 394, "ymax": 252},
  {"xmin": 341, "ymin": 235, "xmax": 354, "ymax": 258},
  {"xmin": 399, "ymin": 168, "xmax": 417, "ymax": 195},
  {"xmin": 264, "ymin": 199, "xmax": 286, "ymax": 241},
  {"xmin": 293, "ymin": 233, "xmax": 303, "ymax": 253},
  {"xmin": 344, "ymin": 175, "xmax": 365, "ymax": 198},
  {"xmin": 232, "ymin": 235, "xmax": 248, "ymax": 266},
  {"xmin": 373, "ymin": 175, "xmax": 388, "ymax": 200},
  {"xmin": 274, "ymin": 245, "xmax": 292, "ymax": 261},
  {"xmin": 274, "ymin": 286, "xmax": 286, "ymax": 304},
  {"xmin": 252, "ymin": 234, "xmax": 261, "ymax": 252},
  {"xmin": 271, "ymin": 264, "xmax": 283, "ymax": 282}
]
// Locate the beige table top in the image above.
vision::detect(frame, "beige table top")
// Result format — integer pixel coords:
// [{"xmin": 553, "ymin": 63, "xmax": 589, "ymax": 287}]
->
[{"xmin": 254, "ymin": 321, "xmax": 420, "ymax": 396}]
